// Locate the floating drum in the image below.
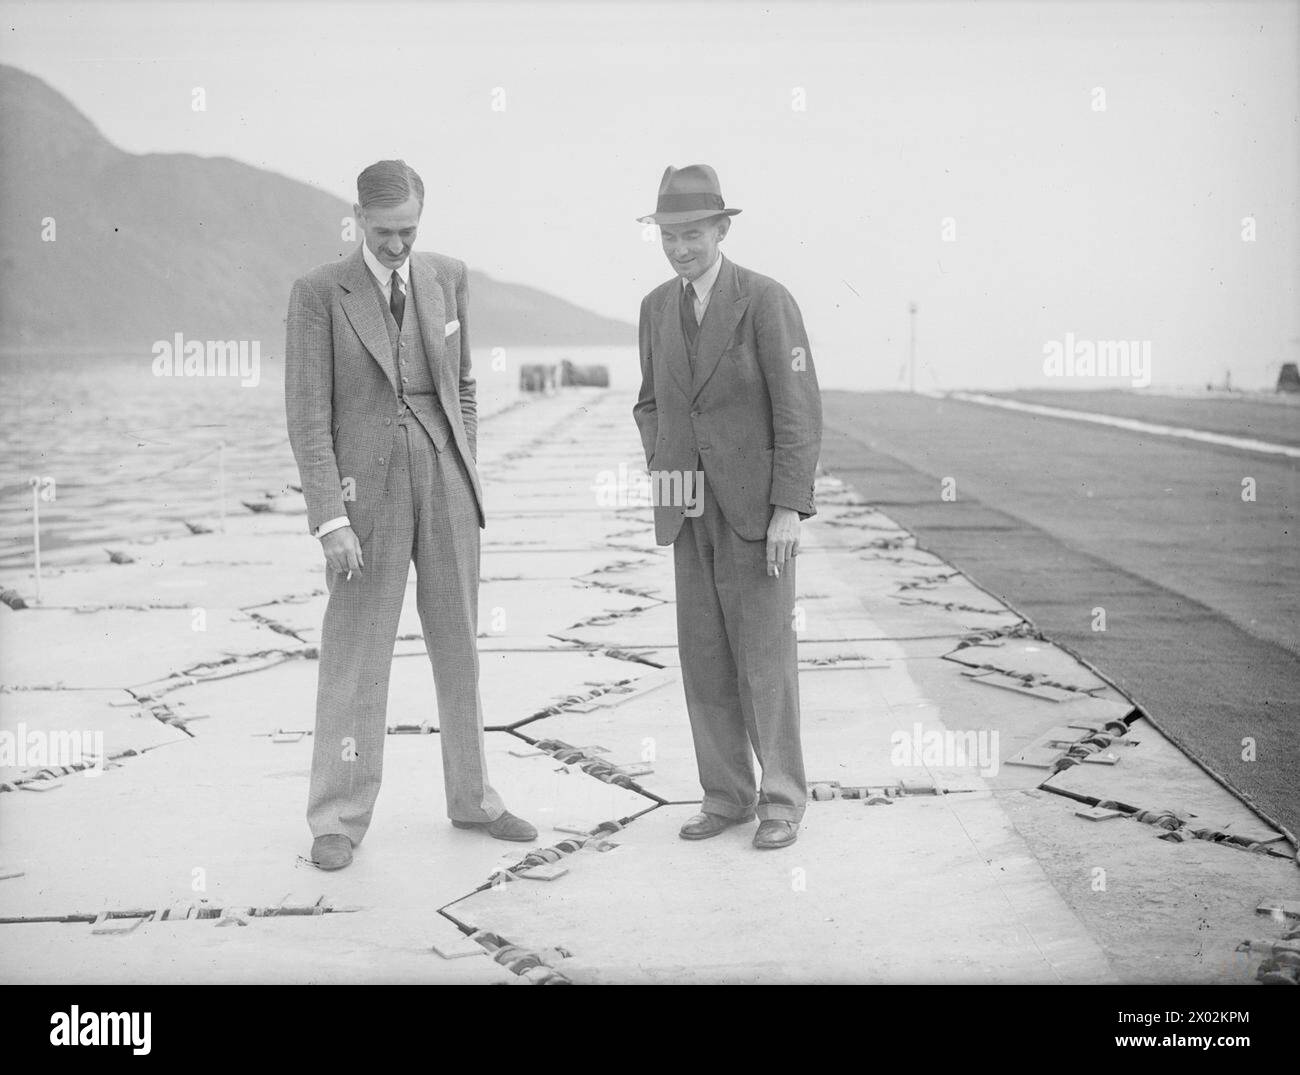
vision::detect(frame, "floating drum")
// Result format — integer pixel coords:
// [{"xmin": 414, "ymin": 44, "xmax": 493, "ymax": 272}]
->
[
  {"xmin": 519, "ymin": 364, "xmax": 558, "ymax": 393},
  {"xmin": 559, "ymin": 359, "xmax": 610, "ymax": 387}
]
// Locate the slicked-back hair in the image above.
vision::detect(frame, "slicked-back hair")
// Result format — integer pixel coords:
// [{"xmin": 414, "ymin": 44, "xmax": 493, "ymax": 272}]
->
[{"xmin": 356, "ymin": 159, "xmax": 425, "ymax": 210}]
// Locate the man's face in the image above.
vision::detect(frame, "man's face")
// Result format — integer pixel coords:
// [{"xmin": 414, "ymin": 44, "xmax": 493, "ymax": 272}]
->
[
  {"xmin": 659, "ymin": 217, "xmax": 728, "ymax": 282},
  {"xmin": 356, "ymin": 194, "xmax": 422, "ymax": 270}
]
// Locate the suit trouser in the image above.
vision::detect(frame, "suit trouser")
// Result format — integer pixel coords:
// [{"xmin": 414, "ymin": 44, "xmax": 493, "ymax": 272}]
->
[
  {"xmin": 307, "ymin": 412, "xmax": 504, "ymax": 845},
  {"xmin": 673, "ymin": 471, "xmax": 807, "ymax": 823}
]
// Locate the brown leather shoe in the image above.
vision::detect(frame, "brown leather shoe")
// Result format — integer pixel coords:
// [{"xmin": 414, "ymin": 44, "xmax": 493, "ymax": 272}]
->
[
  {"xmin": 310, "ymin": 834, "xmax": 353, "ymax": 870},
  {"xmin": 753, "ymin": 820, "xmax": 798, "ymax": 849},
  {"xmin": 452, "ymin": 810, "xmax": 538, "ymax": 842},
  {"xmin": 679, "ymin": 811, "xmax": 755, "ymax": 841}
]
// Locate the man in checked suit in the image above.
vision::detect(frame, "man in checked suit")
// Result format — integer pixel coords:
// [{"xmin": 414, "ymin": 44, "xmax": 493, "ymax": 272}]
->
[
  {"xmin": 634, "ymin": 164, "xmax": 822, "ymax": 850},
  {"xmin": 285, "ymin": 159, "xmax": 535, "ymax": 871}
]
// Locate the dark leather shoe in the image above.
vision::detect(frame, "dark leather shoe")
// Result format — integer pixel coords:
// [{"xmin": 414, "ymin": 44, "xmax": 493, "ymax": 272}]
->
[
  {"xmin": 753, "ymin": 820, "xmax": 798, "ymax": 849},
  {"xmin": 311, "ymin": 834, "xmax": 353, "ymax": 870},
  {"xmin": 452, "ymin": 810, "xmax": 537, "ymax": 842},
  {"xmin": 679, "ymin": 811, "xmax": 755, "ymax": 841}
]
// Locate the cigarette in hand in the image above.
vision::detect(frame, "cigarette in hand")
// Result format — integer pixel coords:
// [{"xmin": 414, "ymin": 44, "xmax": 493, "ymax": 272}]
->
[{"xmin": 346, "ymin": 570, "xmax": 353, "ymax": 581}]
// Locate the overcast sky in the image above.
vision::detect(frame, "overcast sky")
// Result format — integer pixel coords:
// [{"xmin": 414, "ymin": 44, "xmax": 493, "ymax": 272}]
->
[{"xmin": 2, "ymin": 0, "xmax": 1296, "ymax": 390}]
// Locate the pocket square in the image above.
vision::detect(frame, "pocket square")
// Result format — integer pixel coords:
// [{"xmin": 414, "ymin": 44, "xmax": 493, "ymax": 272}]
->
[{"xmin": 444, "ymin": 319, "xmax": 460, "ymax": 338}]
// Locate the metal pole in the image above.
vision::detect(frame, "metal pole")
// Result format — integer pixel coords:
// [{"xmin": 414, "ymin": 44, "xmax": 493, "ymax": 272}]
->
[
  {"xmin": 908, "ymin": 302, "xmax": 918, "ymax": 393},
  {"xmin": 218, "ymin": 441, "xmax": 227, "ymax": 533},
  {"xmin": 29, "ymin": 477, "xmax": 42, "ymax": 604}
]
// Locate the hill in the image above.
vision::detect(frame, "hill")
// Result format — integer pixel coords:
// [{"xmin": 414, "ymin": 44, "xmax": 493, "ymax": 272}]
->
[{"xmin": 0, "ymin": 64, "xmax": 633, "ymax": 353}]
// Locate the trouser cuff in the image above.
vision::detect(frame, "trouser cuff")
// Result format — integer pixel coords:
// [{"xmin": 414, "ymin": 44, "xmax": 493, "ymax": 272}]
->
[
  {"xmin": 701, "ymin": 795, "xmax": 757, "ymax": 820},
  {"xmin": 755, "ymin": 804, "xmax": 804, "ymax": 823}
]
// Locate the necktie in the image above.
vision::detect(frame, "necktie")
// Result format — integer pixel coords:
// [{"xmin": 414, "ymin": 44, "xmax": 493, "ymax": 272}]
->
[
  {"xmin": 390, "ymin": 271, "xmax": 405, "ymax": 329},
  {"xmin": 682, "ymin": 282, "xmax": 699, "ymax": 348}
]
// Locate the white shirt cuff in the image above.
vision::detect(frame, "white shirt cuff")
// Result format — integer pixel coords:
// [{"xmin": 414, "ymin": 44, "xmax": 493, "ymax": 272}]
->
[{"xmin": 314, "ymin": 516, "xmax": 351, "ymax": 539}]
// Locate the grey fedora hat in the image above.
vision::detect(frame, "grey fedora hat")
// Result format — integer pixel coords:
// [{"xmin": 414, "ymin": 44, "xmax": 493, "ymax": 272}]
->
[{"xmin": 637, "ymin": 164, "xmax": 743, "ymax": 225}]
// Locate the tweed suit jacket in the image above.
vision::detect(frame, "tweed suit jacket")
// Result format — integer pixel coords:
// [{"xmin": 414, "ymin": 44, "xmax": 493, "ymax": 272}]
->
[
  {"xmin": 285, "ymin": 245, "xmax": 485, "ymax": 542},
  {"xmin": 633, "ymin": 255, "xmax": 822, "ymax": 545}
]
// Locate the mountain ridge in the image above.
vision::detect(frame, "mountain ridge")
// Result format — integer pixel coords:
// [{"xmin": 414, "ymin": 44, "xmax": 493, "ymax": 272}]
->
[{"xmin": 0, "ymin": 64, "xmax": 634, "ymax": 353}]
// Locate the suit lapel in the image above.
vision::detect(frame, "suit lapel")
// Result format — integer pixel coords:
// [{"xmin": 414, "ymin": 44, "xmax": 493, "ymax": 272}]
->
[
  {"xmin": 409, "ymin": 255, "xmax": 452, "ymax": 412},
  {"xmin": 656, "ymin": 283, "xmax": 693, "ymax": 399},
  {"xmin": 691, "ymin": 257, "xmax": 748, "ymax": 399},
  {"xmin": 339, "ymin": 247, "xmax": 398, "ymax": 394}
]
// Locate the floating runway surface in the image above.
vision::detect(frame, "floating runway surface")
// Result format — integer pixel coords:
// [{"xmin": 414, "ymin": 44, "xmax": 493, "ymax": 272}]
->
[
  {"xmin": 822, "ymin": 389, "xmax": 1300, "ymax": 840},
  {"xmin": 1, "ymin": 388, "xmax": 1296, "ymax": 984}
]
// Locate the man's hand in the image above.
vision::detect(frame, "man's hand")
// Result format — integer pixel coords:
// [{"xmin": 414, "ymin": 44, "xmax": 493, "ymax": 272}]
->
[
  {"xmin": 766, "ymin": 507, "xmax": 800, "ymax": 578},
  {"xmin": 321, "ymin": 525, "xmax": 364, "ymax": 579}
]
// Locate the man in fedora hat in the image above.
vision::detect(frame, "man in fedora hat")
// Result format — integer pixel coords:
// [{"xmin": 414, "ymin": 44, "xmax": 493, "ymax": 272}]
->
[
  {"xmin": 633, "ymin": 164, "xmax": 822, "ymax": 850},
  {"xmin": 285, "ymin": 159, "xmax": 536, "ymax": 871}
]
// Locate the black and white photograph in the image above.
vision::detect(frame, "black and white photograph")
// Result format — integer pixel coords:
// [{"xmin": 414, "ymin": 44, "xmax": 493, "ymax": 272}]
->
[{"xmin": 0, "ymin": 0, "xmax": 1296, "ymax": 1043}]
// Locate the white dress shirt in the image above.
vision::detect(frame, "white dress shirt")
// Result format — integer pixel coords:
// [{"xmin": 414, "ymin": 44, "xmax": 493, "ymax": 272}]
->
[
  {"xmin": 361, "ymin": 240, "xmax": 410, "ymax": 304},
  {"xmin": 682, "ymin": 251, "xmax": 724, "ymax": 321},
  {"xmin": 313, "ymin": 246, "xmax": 412, "ymax": 540}
]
